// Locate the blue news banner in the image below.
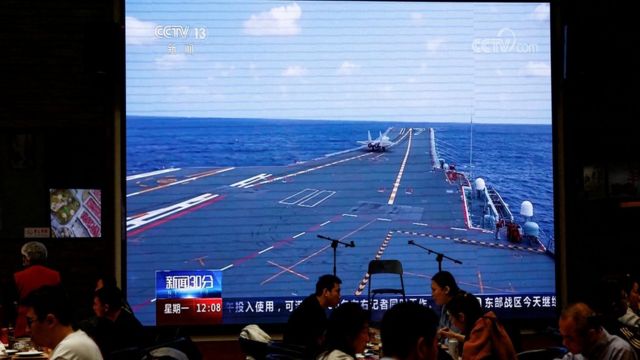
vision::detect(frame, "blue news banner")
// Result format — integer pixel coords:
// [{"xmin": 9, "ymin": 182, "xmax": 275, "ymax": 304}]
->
[
  {"xmin": 154, "ymin": 269, "xmax": 556, "ymax": 325},
  {"xmin": 155, "ymin": 270, "xmax": 223, "ymax": 326}
]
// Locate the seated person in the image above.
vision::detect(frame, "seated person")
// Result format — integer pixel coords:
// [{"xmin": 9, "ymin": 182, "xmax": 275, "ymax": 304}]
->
[
  {"xmin": 381, "ymin": 301, "xmax": 440, "ymax": 360},
  {"xmin": 620, "ymin": 278, "xmax": 640, "ymax": 328},
  {"xmin": 317, "ymin": 302, "xmax": 369, "ymax": 360},
  {"xmin": 12, "ymin": 241, "xmax": 61, "ymax": 337},
  {"xmin": 21, "ymin": 285, "xmax": 103, "ymax": 360},
  {"xmin": 91, "ymin": 286, "xmax": 146, "ymax": 355},
  {"xmin": 94, "ymin": 274, "xmax": 134, "ymax": 314},
  {"xmin": 284, "ymin": 274, "xmax": 342, "ymax": 355},
  {"xmin": 443, "ymin": 292, "xmax": 516, "ymax": 360},
  {"xmin": 559, "ymin": 302, "xmax": 637, "ymax": 360},
  {"xmin": 431, "ymin": 271, "xmax": 464, "ymax": 339}
]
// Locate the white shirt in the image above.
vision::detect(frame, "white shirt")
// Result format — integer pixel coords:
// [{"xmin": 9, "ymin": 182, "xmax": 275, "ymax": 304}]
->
[
  {"xmin": 316, "ymin": 349, "xmax": 355, "ymax": 360},
  {"xmin": 51, "ymin": 330, "xmax": 103, "ymax": 360}
]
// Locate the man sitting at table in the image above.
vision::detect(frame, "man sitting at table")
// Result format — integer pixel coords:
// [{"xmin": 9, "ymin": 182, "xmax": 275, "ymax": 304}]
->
[
  {"xmin": 22, "ymin": 285, "xmax": 103, "ymax": 360},
  {"xmin": 381, "ymin": 302, "xmax": 440, "ymax": 360},
  {"xmin": 91, "ymin": 286, "xmax": 146, "ymax": 355},
  {"xmin": 558, "ymin": 302, "xmax": 636, "ymax": 360},
  {"xmin": 284, "ymin": 274, "xmax": 342, "ymax": 355}
]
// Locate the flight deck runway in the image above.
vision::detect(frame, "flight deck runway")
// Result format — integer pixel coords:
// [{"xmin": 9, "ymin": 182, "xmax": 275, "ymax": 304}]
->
[{"xmin": 126, "ymin": 127, "xmax": 555, "ymax": 324}]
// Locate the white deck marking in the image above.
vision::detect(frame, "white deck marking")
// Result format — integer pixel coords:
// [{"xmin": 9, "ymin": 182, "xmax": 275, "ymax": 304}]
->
[
  {"xmin": 342, "ymin": 214, "xmax": 358, "ymax": 218},
  {"xmin": 299, "ymin": 190, "xmax": 336, "ymax": 207},
  {"xmin": 388, "ymin": 129, "xmax": 413, "ymax": 205},
  {"xmin": 413, "ymin": 222, "xmax": 429, "ymax": 227},
  {"xmin": 377, "ymin": 218, "xmax": 392, "ymax": 222},
  {"xmin": 247, "ymin": 152, "xmax": 374, "ymax": 188},
  {"xmin": 230, "ymin": 173, "xmax": 271, "ymax": 188},
  {"xmin": 127, "ymin": 167, "xmax": 234, "ymax": 197},
  {"xmin": 267, "ymin": 261, "xmax": 309, "ymax": 280},
  {"xmin": 320, "ymin": 220, "xmax": 331, "ymax": 227},
  {"xmin": 126, "ymin": 168, "xmax": 181, "ymax": 181},
  {"xmin": 293, "ymin": 232, "xmax": 306, "ymax": 239},
  {"xmin": 258, "ymin": 246, "xmax": 274, "ymax": 254},
  {"xmin": 126, "ymin": 193, "xmax": 218, "ymax": 231},
  {"xmin": 451, "ymin": 227, "xmax": 468, "ymax": 231},
  {"xmin": 261, "ymin": 245, "xmax": 331, "ymax": 285},
  {"xmin": 220, "ymin": 264, "xmax": 234, "ymax": 271},
  {"xmin": 279, "ymin": 188, "xmax": 319, "ymax": 205}
]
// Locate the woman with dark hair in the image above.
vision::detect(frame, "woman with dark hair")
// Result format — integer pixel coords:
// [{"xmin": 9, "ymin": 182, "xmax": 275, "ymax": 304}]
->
[
  {"xmin": 317, "ymin": 302, "xmax": 369, "ymax": 360},
  {"xmin": 445, "ymin": 292, "xmax": 516, "ymax": 360},
  {"xmin": 431, "ymin": 271, "xmax": 464, "ymax": 338}
]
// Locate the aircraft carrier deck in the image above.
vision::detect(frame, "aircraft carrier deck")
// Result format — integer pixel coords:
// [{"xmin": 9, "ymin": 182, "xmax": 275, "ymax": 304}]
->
[{"xmin": 126, "ymin": 127, "xmax": 555, "ymax": 324}]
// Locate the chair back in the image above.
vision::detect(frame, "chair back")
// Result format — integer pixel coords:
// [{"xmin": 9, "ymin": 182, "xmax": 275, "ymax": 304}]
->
[
  {"xmin": 367, "ymin": 259, "xmax": 406, "ymax": 317},
  {"xmin": 368, "ymin": 259, "xmax": 403, "ymax": 275}
]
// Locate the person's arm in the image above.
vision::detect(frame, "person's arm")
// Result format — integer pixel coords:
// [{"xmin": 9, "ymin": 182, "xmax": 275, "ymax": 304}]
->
[{"xmin": 438, "ymin": 327, "xmax": 465, "ymax": 343}]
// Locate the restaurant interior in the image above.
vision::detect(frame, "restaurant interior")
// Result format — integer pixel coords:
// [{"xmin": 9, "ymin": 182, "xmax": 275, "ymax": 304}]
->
[{"xmin": 1, "ymin": 0, "xmax": 639, "ymax": 358}]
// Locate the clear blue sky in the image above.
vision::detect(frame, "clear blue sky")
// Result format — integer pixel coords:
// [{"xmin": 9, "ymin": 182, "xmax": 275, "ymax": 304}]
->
[{"xmin": 126, "ymin": 1, "xmax": 551, "ymax": 124}]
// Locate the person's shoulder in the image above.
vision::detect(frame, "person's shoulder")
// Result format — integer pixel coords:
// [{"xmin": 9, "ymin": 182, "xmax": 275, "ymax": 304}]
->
[
  {"xmin": 609, "ymin": 332, "xmax": 636, "ymax": 350},
  {"xmin": 317, "ymin": 349, "xmax": 354, "ymax": 360}
]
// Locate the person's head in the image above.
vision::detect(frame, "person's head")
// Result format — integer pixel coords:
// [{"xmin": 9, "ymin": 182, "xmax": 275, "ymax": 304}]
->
[
  {"xmin": 446, "ymin": 292, "xmax": 483, "ymax": 337},
  {"xmin": 381, "ymin": 302, "xmax": 439, "ymax": 360},
  {"xmin": 93, "ymin": 286, "xmax": 124, "ymax": 319},
  {"xmin": 430, "ymin": 271, "xmax": 460, "ymax": 306},
  {"xmin": 21, "ymin": 285, "xmax": 73, "ymax": 349},
  {"xmin": 21, "ymin": 241, "xmax": 48, "ymax": 266},
  {"xmin": 322, "ymin": 302, "xmax": 369, "ymax": 357},
  {"xmin": 559, "ymin": 303, "xmax": 603, "ymax": 355},
  {"xmin": 315, "ymin": 274, "xmax": 342, "ymax": 308},
  {"xmin": 624, "ymin": 277, "xmax": 640, "ymax": 310}
]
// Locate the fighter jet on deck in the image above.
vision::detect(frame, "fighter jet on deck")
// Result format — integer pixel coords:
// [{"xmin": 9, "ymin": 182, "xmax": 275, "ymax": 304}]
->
[{"xmin": 357, "ymin": 130, "xmax": 393, "ymax": 152}]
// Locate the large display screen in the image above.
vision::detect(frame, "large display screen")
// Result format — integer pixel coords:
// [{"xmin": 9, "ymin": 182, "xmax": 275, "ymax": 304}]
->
[{"xmin": 125, "ymin": 0, "xmax": 555, "ymax": 326}]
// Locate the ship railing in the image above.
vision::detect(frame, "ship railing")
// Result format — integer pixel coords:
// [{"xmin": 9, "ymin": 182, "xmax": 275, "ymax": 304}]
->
[
  {"xmin": 429, "ymin": 128, "xmax": 439, "ymax": 168},
  {"xmin": 487, "ymin": 186, "xmax": 514, "ymax": 222},
  {"xmin": 538, "ymin": 227, "xmax": 555, "ymax": 255}
]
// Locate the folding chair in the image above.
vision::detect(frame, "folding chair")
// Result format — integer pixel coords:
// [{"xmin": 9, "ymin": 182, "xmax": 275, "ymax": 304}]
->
[{"xmin": 367, "ymin": 259, "xmax": 406, "ymax": 311}]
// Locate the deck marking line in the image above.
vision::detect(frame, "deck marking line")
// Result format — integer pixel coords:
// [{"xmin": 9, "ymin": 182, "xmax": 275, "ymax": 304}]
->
[
  {"xmin": 293, "ymin": 232, "xmax": 306, "ymax": 239},
  {"xmin": 259, "ymin": 246, "xmax": 274, "ymax": 254},
  {"xmin": 220, "ymin": 264, "xmax": 234, "ymax": 271},
  {"xmin": 394, "ymin": 230, "xmax": 546, "ymax": 254},
  {"xmin": 355, "ymin": 230, "xmax": 395, "ymax": 295},
  {"xmin": 267, "ymin": 261, "xmax": 309, "ymax": 280},
  {"xmin": 388, "ymin": 129, "xmax": 413, "ymax": 205},
  {"xmin": 299, "ymin": 190, "xmax": 336, "ymax": 207},
  {"xmin": 342, "ymin": 214, "xmax": 358, "ymax": 218},
  {"xmin": 127, "ymin": 167, "xmax": 234, "ymax": 197},
  {"xmin": 127, "ymin": 194, "xmax": 223, "ymax": 236},
  {"xmin": 320, "ymin": 220, "xmax": 331, "ymax": 227},
  {"xmin": 126, "ymin": 168, "xmax": 181, "ymax": 181},
  {"xmin": 248, "ymin": 152, "xmax": 374, "ymax": 188},
  {"xmin": 279, "ymin": 188, "xmax": 318, "ymax": 205},
  {"xmin": 261, "ymin": 245, "xmax": 331, "ymax": 285}
]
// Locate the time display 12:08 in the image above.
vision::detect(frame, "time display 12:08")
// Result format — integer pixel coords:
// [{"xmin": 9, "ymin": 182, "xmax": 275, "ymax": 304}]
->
[{"xmin": 196, "ymin": 301, "xmax": 222, "ymax": 313}]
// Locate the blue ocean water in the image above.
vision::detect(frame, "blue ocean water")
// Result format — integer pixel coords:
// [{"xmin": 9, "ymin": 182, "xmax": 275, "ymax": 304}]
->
[{"xmin": 127, "ymin": 116, "xmax": 554, "ymax": 243}]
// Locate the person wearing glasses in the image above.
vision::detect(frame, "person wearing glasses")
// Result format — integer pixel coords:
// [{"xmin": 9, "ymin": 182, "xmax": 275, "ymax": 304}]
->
[{"xmin": 22, "ymin": 285, "xmax": 102, "ymax": 360}]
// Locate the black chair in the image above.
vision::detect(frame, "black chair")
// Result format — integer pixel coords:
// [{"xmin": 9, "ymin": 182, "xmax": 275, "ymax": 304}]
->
[
  {"xmin": 367, "ymin": 259, "xmax": 406, "ymax": 311},
  {"xmin": 516, "ymin": 347, "xmax": 567, "ymax": 360},
  {"xmin": 239, "ymin": 337, "xmax": 269, "ymax": 360},
  {"xmin": 265, "ymin": 341, "xmax": 308, "ymax": 360},
  {"xmin": 141, "ymin": 336, "xmax": 202, "ymax": 360}
]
